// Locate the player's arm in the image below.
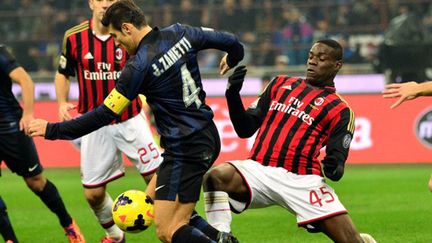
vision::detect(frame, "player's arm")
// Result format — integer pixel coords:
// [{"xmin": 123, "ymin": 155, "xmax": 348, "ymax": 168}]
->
[
  {"xmin": 9, "ymin": 66, "xmax": 35, "ymax": 132},
  {"xmin": 29, "ymin": 60, "xmax": 142, "ymax": 140},
  {"xmin": 30, "ymin": 87, "xmax": 128, "ymax": 140},
  {"xmin": 56, "ymin": 36, "xmax": 78, "ymax": 121},
  {"xmin": 0, "ymin": 46, "xmax": 34, "ymax": 132},
  {"xmin": 225, "ymin": 66, "xmax": 265, "ymax": 138},
  {"xmin": 383, "ymin": 81, "xmax": 432, "ymax": 109},
  {"xmin": 186, "ymin": 25, "xmax": 244, "ymax": 74},
  {"xmin": 322, "ymin": 107, "xmax": 355, "ymax": 181},
  {"xmin": 55, "ymin": 72, "xmax": 76, "ymax": 121}
]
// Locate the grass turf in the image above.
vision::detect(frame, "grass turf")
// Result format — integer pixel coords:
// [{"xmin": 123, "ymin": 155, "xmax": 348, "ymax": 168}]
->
[{"xmin": 1, "ymin": 164, "xmax": 431, "ymax": 242}]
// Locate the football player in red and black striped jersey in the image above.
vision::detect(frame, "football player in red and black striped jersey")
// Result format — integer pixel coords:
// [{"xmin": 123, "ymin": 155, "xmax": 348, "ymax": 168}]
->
[{"xmin": 203, "ymin": 40, "xmax": 376, "ymax": 243}]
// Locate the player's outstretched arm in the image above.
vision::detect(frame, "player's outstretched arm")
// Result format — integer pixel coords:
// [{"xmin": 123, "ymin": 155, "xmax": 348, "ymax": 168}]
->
[
  {"xmin": 383, "ymin": 81, "xmax": 432, "ymax": 109},
  {"xmin": 225, "ymin": 66, "xmax": 260, "ymax": 138},
  {"xmin": 28, "ymin": 119, "xmax": 48, "ymax": 137}
]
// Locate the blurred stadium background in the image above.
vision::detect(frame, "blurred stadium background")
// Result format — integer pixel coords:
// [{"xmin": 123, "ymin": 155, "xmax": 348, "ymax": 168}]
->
[
  {"xmin": 1, "ymin": 0, "xmax": 431, "ymax": 80},
  {"xmin": 1, "ymin": 0, "xmax": 432, "ymax": 242}
]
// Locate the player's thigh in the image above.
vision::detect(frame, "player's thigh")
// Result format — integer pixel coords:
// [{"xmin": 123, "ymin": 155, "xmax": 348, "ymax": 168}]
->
[
  {"xmin": 80, "ymin": 128, "xmax": 123, "ymax": 186},
  {"xmin": 156, "ymin": 154, "xmax": 209, "ymax": 203},
  {"xmin": 114, "ymin": 114, "xmax": 162, "ymax": 174},
  {"xmin": 156, "ymin": 123, "xmax": 220, "ymax": 203},
  {"xmin": 317, "ymin": 213, "xmax": 361, "ymax": 243},
  {"xmin": 204, "ymin": 162, "xmax": 249, "ymax": 196},
  {"xmin": 0, "ymin": 131, "xmax": 43, "ymax": 177},
  {"xmin": 280, "ymin": 175, "xmax": 347, "ymax": 226}
]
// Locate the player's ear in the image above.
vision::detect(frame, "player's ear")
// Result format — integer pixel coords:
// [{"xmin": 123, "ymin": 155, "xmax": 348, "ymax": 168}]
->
[
  {"xmin": 121, "ymin": 23, "xmax": 131, "ymax": 35},
  {"xmin": 334, "ymin": 60, "xmax": 342, "ymax": 72}
]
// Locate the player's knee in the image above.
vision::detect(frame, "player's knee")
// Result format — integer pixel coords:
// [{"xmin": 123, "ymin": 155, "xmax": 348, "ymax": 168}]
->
[
  {"xmin": 154, "ymin": 222, "xmax": 171, "ymax": 243},
  {"xmin": 25, "ymin": 174, "xmax": 46, "ymax": 192},
  {"xmin": 203, "ymin": 166, "xmax": 230, "ymax": 191},
  {"xmin": 84, "ymin": 188, "xmax": 106, "ymax": 207},
  {"xmin": 339, "ymin": 228, "xmax": 363, "ymax": 243}
]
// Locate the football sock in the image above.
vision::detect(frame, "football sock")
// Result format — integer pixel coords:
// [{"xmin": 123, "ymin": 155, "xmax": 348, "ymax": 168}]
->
[
  {"xmin": 92, "ymin": 192, "xmax": 123, "ymax": 239},
  {"xmin": 204, "ymin": 191, "xmax": 232, "ymax": 233},
  {"xmin": 189, "ymin": 210, "xmax": 219, "ymax": 240},
  {"xmin": 34, "ymin": 180, "xmax": 72, "ymax": 228},
  {"xmin": 0, "ymin": 197, "xmax": 18, "ymax": 242},
  {"xmin": 172, "ymin": 224, "xmax": 215, "ymax": 243}
]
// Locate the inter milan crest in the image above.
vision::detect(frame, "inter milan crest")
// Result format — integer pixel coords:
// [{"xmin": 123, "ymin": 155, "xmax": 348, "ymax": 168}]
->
[{"xmin": 115, "ymin": 47, "xmax": 123, "ymax": 61}]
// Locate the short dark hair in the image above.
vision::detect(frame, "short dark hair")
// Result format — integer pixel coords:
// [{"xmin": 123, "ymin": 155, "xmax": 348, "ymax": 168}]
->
[
  {"xmin": 316, "ymin": 39, "xmax": 343, "ymax": 61},
  {"xmin": 102, "ymin": 0, "xmax": 147, "ymax": 31}
]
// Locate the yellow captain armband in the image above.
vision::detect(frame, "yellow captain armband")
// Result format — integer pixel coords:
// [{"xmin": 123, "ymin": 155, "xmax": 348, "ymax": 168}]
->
[{"xmin": 103, "ymin": 88, "xmax": 131, "ymax": 115}]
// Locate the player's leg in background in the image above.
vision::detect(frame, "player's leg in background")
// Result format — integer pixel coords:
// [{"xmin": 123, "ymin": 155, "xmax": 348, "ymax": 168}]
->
[
  {"xmin": 0, "ymin": 196, "xmax": 19, "ymax": 243},
  {"xmin": 203, "ymin": 162, "xmax": 250, "ymax": 234},
  {"xmin": 84, "ymin": 187, "xmax": 125, "ymax": 242},
  {"xmin": 80, "ymin": 128, "xmax": 125, "ymax": 242},
  {"xmin": 25, "ymin": 172, "xmax": 85, "ymax": 242},
  {"xmin": 11, "ymin": 132, "xmax": 84, "ymax": 242}
]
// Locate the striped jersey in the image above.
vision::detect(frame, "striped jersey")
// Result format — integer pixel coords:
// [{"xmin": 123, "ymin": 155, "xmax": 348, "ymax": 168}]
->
[
  {"xmin": 248, "ymin": 76, "xmax": 355, "ymax": 176},
  {"xmin": 0, "ymin": 45, "xmax": 22, "ymax": 134},
  {"xmin": 116, "ymin": 24, "xmax": 244, "ymax": 142},
  {"xmin": 58, "ymin": 19, "xmax": 140, "ymax": 122}
]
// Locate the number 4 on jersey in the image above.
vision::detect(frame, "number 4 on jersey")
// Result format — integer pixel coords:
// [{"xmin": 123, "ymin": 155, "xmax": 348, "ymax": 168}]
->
[{"xmin": 181, "ymin": 64, "xmax": 202, "ymax": 108}]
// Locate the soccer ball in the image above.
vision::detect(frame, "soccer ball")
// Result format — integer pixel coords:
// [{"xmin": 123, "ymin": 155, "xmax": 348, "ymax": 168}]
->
[{"xmin": 112, "ymin": 190, "xmax": 154, "ymax": 233}]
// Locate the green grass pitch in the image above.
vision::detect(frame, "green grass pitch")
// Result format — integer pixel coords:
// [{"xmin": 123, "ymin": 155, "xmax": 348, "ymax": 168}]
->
[{"xmin": 1, "ymin": 164, "xmax": 431, "ymax": 242}]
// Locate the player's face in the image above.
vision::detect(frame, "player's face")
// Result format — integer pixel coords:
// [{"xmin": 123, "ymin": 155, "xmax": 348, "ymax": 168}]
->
[
  {"xmin": 108, "ymin": 24, "xmax": 136, "ymax": 55},
  {"xmin": 89, "ymin": 0, "xmax": 117, "ymax": 21},
  {"xmin": 306, "ymin": 43, "xmax": 341, "ymax": 86}
]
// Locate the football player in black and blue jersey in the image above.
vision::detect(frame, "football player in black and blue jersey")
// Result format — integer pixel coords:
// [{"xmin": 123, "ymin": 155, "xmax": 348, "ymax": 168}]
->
[
  {"xmin": 29, "ymin": 0, "xmax": 244, "ymax": 242},
  {"xmin": 0, "ymin": 44, "xmax": 84, "ymax": 242}
]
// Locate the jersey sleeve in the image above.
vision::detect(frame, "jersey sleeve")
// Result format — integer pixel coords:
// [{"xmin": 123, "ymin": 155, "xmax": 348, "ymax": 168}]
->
[
  {"xmin": 57, "ymin": 33, "xmax": 77, "ymax": 77},
  {"xmin": 0, "ymin": 45, "xmax": 20, "ymax": 75},
  {"xmin": 322, "ymin": 106, "xmax": 355, "ymax": 181},
  {"xmin": 246, "ymin": 76, "xmax": 277, "ymax": 122},
  {"xmin": 183, "ymin": 24, "xmax": 244, "ymax": 67},
  {"xmin": 114, "ymin": 57, "xmax": 144, "ymax": 102}
]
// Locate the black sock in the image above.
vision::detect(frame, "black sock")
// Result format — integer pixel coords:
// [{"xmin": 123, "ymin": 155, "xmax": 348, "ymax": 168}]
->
[
  {"xmin": 189, "ymin": 210, "xmax": 219, "ymax": 240},
  {"xmin": 172, "ymin": 225, "xmax": 215, "ymax": 243},
  {"xmin": 34, "ymin": 180, "xmax": 72, "ymax": 228},
  {"xmin": 0, "ymin": 196, "xmax": 19, "ymax": 242}
]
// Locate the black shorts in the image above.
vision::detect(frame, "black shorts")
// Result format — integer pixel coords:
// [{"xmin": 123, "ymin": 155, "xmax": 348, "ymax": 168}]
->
[
  {"xmin": 0, "ymin": 131, "xmax": 43, "ymax": 178},
  {"xmin": 156, "ymin": 122, "xmax": 221, "ymax": 203}
]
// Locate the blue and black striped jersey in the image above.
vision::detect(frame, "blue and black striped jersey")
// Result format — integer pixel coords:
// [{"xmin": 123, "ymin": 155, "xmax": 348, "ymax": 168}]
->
[
  {"xmin": 117, "ymin": 24, "xmax": 244, "ymax": 140},
  {"xmin": 0, "ymin": 45, "xmax": 22, "ymax": 134}
]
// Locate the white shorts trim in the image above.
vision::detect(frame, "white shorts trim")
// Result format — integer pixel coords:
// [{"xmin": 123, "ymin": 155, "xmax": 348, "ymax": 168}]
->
[
  {"xmin": 80, "ymin": 113, "xmax": 163, "ymax": 187},
  {"xmin": 227, "ymin": 160, "xmax": 347, "ymax": 224}
]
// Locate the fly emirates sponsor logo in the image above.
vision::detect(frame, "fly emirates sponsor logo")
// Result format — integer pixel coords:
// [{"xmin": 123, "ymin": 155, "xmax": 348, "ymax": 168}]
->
[
  {"xmin": 269, "ymin": 97, "xmax": 315, "ymax": 125},
  {"xmin": 84, "ymin": 62, "xmax": 121, "ymax": 80}
]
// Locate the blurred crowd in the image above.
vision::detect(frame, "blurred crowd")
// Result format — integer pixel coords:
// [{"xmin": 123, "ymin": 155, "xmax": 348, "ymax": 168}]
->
[{"xmin": 1, "ymin": 0, "xmax": 432, "ymax": 74}]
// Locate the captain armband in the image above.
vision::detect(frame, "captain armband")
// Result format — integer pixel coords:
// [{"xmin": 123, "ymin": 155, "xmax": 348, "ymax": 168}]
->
[{"xmin": 103, "ymin": 88, "xmax": 131, "ymax": 115}]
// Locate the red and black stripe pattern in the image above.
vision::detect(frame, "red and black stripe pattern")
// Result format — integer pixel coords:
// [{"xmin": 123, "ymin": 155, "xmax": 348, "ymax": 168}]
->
[
  {"xmin": 59, "ymin": 20, "xmax": 140, "ymax": 123},
  {"xmin": 249, "ymin": 76, "xmax": 355, "ymax": 176}
]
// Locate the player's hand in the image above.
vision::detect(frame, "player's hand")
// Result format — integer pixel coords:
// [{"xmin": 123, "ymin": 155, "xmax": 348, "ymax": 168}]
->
[
  {"xmin": 219, "ymin": 54, "xmax": 231, "ymax": 75},
  {"xmin": 58, "ymin": 102, "xmax": 77, "ymax": 121},
  {"xmin": 226, "ymin": 65, "xmax": 247, "ymax": 94},
  {"xmin": 28, "ymin": 119, "xmax": 48, "ymax": 137},
  {"xmin": 382, "ymin": 82, "xmax": 419, "ymax": 109},
  {"xmin": 19, "ymin": 113, "xmax": 34, "ymax": 135}
]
